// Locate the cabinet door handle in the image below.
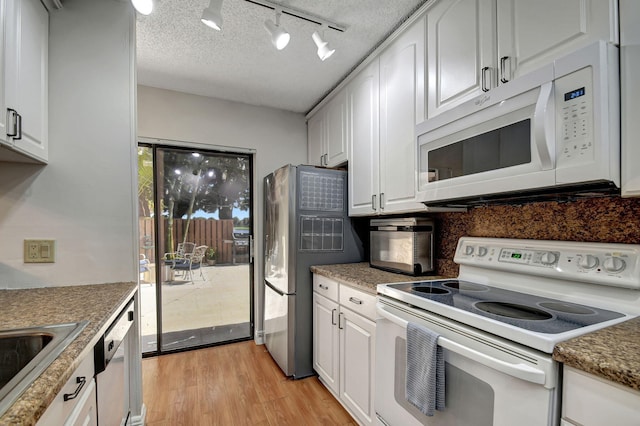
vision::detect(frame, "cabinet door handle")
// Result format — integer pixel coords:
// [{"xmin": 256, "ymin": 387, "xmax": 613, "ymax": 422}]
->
[
  {"xmin": 323, "ymin": 154, "xmax": 328, "ymax": 166},
  {"xmin": 371, "ymin": 194, "xmax": 377, "ymax": 211},
  {"xmin": 481, "ymin": 67, "xmax": 491, "ymax": 92},
  {"xmin": 14, "ymin": 113, "xmax": 22, "ymax": 140},
  {"xmin": 6, "ymin": 108, "xmax": 17, "ymax": 138},
  {"xmin": 338, "ymin": 312, "xmax": 344, "ymax": 329},
  {"xmin": 63, "ymin": 376, "xmax": 86, "ymax": 401},
  {"xmin": 500, "ymin": 56, "xmax": 510, "ymax": 84},
  {"xmin": 331, "ymin": 308, "xmax": 337, "ymax": 325},
  {"xmin": 379, "ymin": 193, "xmax": 385, "ymax": 210},
  {"xmin": 348, "ymin": 297, "xmax": 363, "ymax": 305}
]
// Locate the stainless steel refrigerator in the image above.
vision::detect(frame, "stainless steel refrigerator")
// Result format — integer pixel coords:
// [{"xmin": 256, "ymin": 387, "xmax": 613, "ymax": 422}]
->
[{"xmin": 263, "ymin": 164, "xmax": 364, "ymax": 378}]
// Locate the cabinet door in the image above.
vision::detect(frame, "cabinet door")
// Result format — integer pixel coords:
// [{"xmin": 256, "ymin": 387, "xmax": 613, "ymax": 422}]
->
[
  {"xmin": 325, "ymin": 92, "xmax": 348, "ymax": 167},
  {"xmin": 497, "ymin": 0, "xmax": 618, "ymax": 83},
  {"xmin": 307, "ymin": 112, "xmax": 324, "ymax": 166},
  {"xmin": 379, "ymin": 15, "xmax": 427, "ymax": 214},
  {"xmin": 313, "ymin": 292, "xmax": 339, "ymax": 395},
  {"xmin": 348, "ymin": 60, "xmax": 380, "ymax": 216},
  {"xmin": 65, "ymin": 378, "xmax": 97, "ymax": 426},
  {"xmin": 426, "ymin": 0, "xmax": 496, "ymax": 119},
  {"xmin": 339, "ymin": 307, "xmax": 376, "ymax": 425},
  {"xmin": 5, "ymin": 0, "xmax": 48, "ymax": 162}
]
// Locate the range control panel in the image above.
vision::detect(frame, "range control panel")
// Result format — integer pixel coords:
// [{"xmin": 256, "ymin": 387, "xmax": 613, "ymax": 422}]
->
[{"xmin": 455, "ymin": 237, "xmax": 640, "ymax": 290}]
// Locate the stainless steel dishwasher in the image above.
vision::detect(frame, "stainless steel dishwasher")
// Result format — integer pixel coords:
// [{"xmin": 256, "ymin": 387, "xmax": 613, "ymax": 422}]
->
[{"xmin": 94, "ymin": 299, "xmax": 134, "ymax": 426}]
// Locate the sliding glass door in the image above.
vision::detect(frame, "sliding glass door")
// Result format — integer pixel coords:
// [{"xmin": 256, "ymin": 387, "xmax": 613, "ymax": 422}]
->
[{"xmin": 138, "ymin": 144, "xmax": 253, "ymax": 355}]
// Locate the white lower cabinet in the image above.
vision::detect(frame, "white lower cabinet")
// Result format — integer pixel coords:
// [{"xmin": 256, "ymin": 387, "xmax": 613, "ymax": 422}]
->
[
  {"xmin": 37, "ymin": 351, "xmax": 97, "ymax": 426},
  {"xmin": 313, "ymin": 274, "xmax": 376, "ymax": 425},
  {"xmin": 562, "ymin": 366, "xmax": 640, "ymax": 426}
]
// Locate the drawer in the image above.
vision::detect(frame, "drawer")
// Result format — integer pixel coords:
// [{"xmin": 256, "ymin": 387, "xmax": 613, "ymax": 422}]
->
[
  {"xmin": 38, "ymin": 352, "xmax": 95, "ymax": 425},
  {"xmin": 313, "ymin": 274, "xmax": 339, "ymax": 302},
  {"xmin": 339, "ymin": 284, "xmax": 376, "ymax": 321}
]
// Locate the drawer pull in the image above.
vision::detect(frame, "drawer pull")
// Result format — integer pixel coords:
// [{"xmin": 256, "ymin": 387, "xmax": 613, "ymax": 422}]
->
[
  {"xmin": 63, "ymin": 376, "xmax": 86, "ymax": 401},
  {"xmin": 349, "ymin": 297, "xmax": 363, "ymax": 305},
  {"xmin": 318, "ymin": 284, "xmax": 329, "ymax": 290}
]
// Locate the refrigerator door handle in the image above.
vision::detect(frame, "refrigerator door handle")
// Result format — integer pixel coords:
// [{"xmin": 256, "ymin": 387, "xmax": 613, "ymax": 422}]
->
[{"xmin": 265, "ymin": 279, "xmax": 287, "ymax": 296}]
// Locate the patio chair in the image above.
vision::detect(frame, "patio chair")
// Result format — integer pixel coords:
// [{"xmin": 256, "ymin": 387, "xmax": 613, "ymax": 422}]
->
[
  {"xmin": 164, "ymin": 242, "xmax": 196, "ymax": 266},
  {"xmin": 171, "ymin": 245, "xmax": 207, "ymax": 282}
]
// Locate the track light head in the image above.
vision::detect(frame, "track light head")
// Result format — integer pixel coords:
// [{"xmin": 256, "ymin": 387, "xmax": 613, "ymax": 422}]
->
[
  {"xmin": 201, "ymin": 0, "xmax": 224, "ymax": 31},
  {"xmin": 131, "ymin": 0, "xmax": 153, "ymax": 15},
  {"xmin": 312, "ymin": 31, "xmax": 335, "ymax": 61},
  {"xmin": 264, "ymin": 11, "xmax": 290, "ymax": 50}
]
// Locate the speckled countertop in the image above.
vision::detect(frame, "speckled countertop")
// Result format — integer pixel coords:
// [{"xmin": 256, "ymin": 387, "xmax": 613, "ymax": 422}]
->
[
  {"xmin": 0, "ymin": 282, "xmax": 137, "ymax": 426},
  {"xmin": 553, "ymin": 317, "xmax": 640, "ymax": 391},
  {"xmin": 310, "ymin": 262, "xmax": 452, "ymax": 295}
]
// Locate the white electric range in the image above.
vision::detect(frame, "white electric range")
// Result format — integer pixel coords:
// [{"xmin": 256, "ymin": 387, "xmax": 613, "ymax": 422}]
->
[{"xmin": 375, "ymin": 237, "xmax": 640, "ymax": 426}]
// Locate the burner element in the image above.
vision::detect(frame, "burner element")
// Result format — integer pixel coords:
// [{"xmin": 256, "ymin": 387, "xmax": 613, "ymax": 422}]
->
[
  {"xmin": 412, "ymin": 286, "xmax": 450, "ymax": 295},
  {"xmin": 475, "ymin": 302, "xmax": 553, "ymax": 321}
]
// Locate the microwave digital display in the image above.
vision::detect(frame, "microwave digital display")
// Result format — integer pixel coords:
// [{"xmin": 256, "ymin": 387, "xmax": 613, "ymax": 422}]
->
[
  {"xmin": 511, "ymin": 253, "xmax": 522, "ymax": 259},
  {"xmin": 564, "ymin": 87, "xmax": 585, "ymax": 102}
]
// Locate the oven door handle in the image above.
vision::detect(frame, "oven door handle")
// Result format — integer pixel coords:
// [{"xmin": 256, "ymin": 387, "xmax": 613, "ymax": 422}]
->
[{"xmin": 377, "ymin": 305, "xmax": 547, "ymax": 385}]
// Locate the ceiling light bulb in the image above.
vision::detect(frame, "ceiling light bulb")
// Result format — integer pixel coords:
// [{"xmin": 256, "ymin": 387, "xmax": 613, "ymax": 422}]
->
[
  {"xmin": 131, "ymin": 0, "xmax": 153, "ymax": 15},
  {"xmin": 264, "ymin": 19, "xmax": 290, "ymax": 50},
  {"xmin": 201, "ymin": 0, "xmax": 224, "ymax": 31},
  {"xmin": 312, "ymin": 31, "xmax": 335, "ymax": 61}
]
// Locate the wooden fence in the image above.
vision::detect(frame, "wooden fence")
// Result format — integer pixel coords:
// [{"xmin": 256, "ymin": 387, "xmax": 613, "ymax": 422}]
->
[{"xmin": 139, "ymin": 217, "xmax": 247, "ymax": 265}]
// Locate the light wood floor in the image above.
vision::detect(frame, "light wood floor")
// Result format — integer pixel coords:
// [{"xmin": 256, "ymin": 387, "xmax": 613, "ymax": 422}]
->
[{"xmin": 142, "ymin": 341, "xmax": 357, "ymax": 425}]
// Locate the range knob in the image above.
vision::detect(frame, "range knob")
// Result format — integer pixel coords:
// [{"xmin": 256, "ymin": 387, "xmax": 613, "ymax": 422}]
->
[
  {"xmin": 578, "ymin": 254, "xmax": 599, "ymax": 270},
  {"xmin": 540, "ymin": 252, "xmax": 558, "ymax": 265},
  {"xmin": 603, "ymin": 257, "xmax": 626, "ymax": 273},
  {"xmin": 477, "ymin": 246, "xmax": 488, "ymax": 257},
  {"xmin": 464, "ymin": 245, "xmax": 475, "ymax": 255}
]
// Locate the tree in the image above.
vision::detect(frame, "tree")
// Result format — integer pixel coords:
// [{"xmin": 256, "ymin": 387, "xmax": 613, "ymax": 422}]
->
[{"xmin": 159, "ymin": 151, "xmax": 250, "ymax": 250}]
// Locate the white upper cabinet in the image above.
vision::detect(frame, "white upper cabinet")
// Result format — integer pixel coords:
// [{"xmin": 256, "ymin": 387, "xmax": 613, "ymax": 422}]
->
[
  {"xmin": 378, "ymin": 14, "xmax": 427, "ymax": 214},
  {"xmin": 427, "ymin": 0, "xmax": 496, "ymax": 119},
  {"xmin": 348, "ymin": 60, "xmax": 380, "ymax": 216},
  {"xmin": 307, "ymin": 91, "xmax": 348, "ymax": 168},
  {"xmin": 426, "ymin": 0, "xmax": 618, "ymax": 119},
  {"xmin": 1, "ymin": 0, "xmax": 48, "ymax": 163},
  {"xmin": 349, "ymin": 14, "xmax": 427, "ymax": 216}
]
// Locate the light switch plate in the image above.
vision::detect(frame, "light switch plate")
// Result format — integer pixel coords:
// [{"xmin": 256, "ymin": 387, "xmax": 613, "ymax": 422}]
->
[{"xmin": 24, "ymin": 239, "xmax": 55, "ymax": 263}]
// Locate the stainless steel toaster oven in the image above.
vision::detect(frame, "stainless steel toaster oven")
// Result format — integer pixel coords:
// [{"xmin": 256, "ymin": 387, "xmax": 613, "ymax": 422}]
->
[{"xmin": 370, "ymin": 218, "xmax": 434, "ymax": 275}]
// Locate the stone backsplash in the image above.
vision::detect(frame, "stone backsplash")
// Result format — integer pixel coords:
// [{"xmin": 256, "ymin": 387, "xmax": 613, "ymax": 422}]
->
[{"xmin": 429, "ymin": 196, "xmax": 640, "ymax": 277}]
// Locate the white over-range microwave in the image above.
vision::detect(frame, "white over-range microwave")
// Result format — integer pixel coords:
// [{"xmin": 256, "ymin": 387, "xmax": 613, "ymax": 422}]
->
[{"xmin": 416, "ymin": 41, "xmax": 620, "ymax": 207}]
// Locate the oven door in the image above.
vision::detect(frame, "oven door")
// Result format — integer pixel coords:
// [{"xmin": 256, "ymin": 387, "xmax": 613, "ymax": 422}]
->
[
  {"xmin": 416, "ymin": 64, "xmax": 556, "ymax": 205},
  {"xmin": 375, "ymin": 299, "xmax": 558, "ymax": 426}
]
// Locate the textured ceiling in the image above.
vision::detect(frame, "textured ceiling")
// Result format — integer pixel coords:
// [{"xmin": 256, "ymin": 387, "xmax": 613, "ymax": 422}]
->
[{"xmin": 136, "ymin": 0, "xmax": 427, "ymax": 113}]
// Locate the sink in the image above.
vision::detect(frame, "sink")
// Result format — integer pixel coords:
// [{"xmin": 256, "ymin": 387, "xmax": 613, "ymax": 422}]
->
[{"xmin": 0, "ymin": 321, "xmax": 88, "ymax": 417}]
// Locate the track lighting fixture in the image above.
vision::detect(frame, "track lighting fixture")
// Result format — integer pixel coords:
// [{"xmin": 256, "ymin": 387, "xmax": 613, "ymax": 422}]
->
[
  {"xmin": 312, "ymin": 30, "xmax": 335, "ymax": 61},
  {"xmin": 201, "ymin": 0, "xmax": 224, "ymax": 31},
  {"xmin": 131, "ymin": 0, "xmax": 153, "ymax": 15},
  {"xmin": 264, "ymin": 10, "xmax": 290, "ymax": 50}
]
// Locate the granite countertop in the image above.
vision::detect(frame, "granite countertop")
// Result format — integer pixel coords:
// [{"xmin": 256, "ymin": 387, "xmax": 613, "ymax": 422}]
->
[
  {"xmin": 310, "ymin": 262, "xmax": 452, "ymax": 295},
  {"xmin": 0, "ymin": 282, "xmax": 137, "ymax": 426},
  {"xmin": 553, "ymin": 316, "xmax": 640, "ymax": 391}
]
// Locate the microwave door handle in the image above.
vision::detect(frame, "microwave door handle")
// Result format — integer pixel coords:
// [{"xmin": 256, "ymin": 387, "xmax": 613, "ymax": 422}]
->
[
  {"xmin": 533, "ymin": 81, "xmax": 555, "ymax": 170},
  {"xmin": 376, "ymin": 303, "xmax": 547, "ymax": 386}
]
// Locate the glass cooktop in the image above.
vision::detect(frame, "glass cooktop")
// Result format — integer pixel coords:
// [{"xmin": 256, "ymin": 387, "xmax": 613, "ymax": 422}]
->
[{"xmin": 384, "ymin": 279, "xmax": 624, "ymax": 335}]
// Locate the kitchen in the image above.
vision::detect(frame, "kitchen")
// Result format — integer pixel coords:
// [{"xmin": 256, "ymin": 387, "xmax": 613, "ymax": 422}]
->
[{"xmin": 0, "ymin": 0, "xmax": 639, "ymax": 425}]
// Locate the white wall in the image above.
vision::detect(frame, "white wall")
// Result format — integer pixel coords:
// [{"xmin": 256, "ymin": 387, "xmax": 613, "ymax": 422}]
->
[
  {"xmin": 137, "ymin": 85, "xmax": 307, "ymax": 340},
  {"xmin": 0, "ymin": 0, "xmax": 137, "ymax": 288}
]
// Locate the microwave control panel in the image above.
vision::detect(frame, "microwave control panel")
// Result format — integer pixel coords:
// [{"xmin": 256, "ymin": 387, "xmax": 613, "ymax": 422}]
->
[{"xmin": 556, "ymin": 66, "xmax": 594, "ymax": 164}]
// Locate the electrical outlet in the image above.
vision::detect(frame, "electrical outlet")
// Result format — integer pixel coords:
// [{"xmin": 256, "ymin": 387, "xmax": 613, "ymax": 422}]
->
[{"xmin": 24, "ymin": 239, "xmax": 55, "ymax": 263}]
